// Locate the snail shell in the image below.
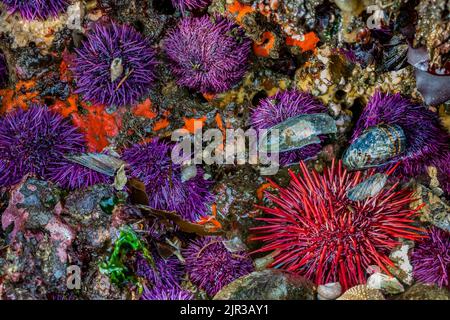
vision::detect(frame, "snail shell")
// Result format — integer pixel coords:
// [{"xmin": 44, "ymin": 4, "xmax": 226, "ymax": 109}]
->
[
  {"xmin": 317, "ymin": 282, "xmax": 342, "ymax": 300},
  {"xmin": 343, "ymin": 124, "xmax": 406, "ymax": 170},
  {"xmin": 110, "ymin": 57, "xmax": 124, "ymax": 82},
  {"xmin": 337, "ymin": 285, "xmax": 385, "ymax": 300}
]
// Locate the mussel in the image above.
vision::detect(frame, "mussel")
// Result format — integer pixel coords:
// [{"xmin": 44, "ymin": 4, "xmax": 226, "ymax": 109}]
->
[
  {"xmin": 260, "ymin": 113, "xmax": 337, "ymax": 153},
  {"xmin": 343, "ymin": 124, "xmax": 406, "ymax": 170}
]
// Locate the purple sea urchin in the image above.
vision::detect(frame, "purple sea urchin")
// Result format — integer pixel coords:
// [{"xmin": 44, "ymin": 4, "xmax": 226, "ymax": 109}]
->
[
  {"xmin": 136, "ymin": 253, "xmax": 184, "ymax": 288},
  {"xmin": 411, "ymin": 227, "xmax": 450, "ymax": 288},
  {"xmin": 122, "ymin": 139, "xmax": 214, "ymax": 222},
  {"xmin": 250, "ymin": 89, "xmax": 328, "ymax": 165},
  {"xmin": 0, "ymin": 105, "xmax": 84, "ymax": 187},
  {"xmin": 141, "ymin": 285, "xmax": 193, "ymax": 300},
  {"xmin": 183, "ymin": 236, "xmax": 254, "ymax": 296},
  {"xmin": 164, "ymin": 15, "xmax": 251, "ymax": 94},
  {"xmin": 0, "ymin": 0, "xmax": 69, "ymax": 20},
  {"xmin": 350, "ymin": 91, "xmax": 450, "ymax": 178},
  {"xmin": 46, "ymin": 159, "xmax": 111, "ymax": 190},
  {"xmin": 0, "ymin": 104, "xmax": 108, "ymax": 189},
  {"xmin": 171, "ymin": 0, "xmax": 211, "ymax": 11},
  {"xmin": 72, "ymin": 22, "xmax": 157, "ymax": 107}
]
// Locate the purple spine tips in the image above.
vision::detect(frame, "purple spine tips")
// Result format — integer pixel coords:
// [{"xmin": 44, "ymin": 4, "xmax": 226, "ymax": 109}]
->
[
  {"xmin": 0, "ymin": 0, "xmax": 70, "ymax": 20},
  {"xmin": 183, "ymin": 236, "xmax": 254, "ymax": 296},
  {"xmin": 411, "ymin": 227, "xmax": 450, "ymax": 288},
  {"xmin": 122, "ymin": 139, "xmax": 214, "ymax": 222},
  {"xmin": 72, "ymin": 22, "xmax": 157, "ymax": 107},
  {"xmin": 164, "ymin": 15, "xmax": 251, "ymax": 94}
]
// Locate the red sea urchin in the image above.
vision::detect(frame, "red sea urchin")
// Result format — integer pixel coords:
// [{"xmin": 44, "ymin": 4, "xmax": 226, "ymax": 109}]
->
[
  {"xmin": 122, "ymin": 139, "xmax": 214, "ymax": 222},
  {"xmin": 72, "ymin": 21, "xmax": 157, "ymax": 107},
  {"xmin": 171, "ymin": 0, "xmax": 211, "ymax": 11},
  {"xmin": 163, "ymin": 15, "xmax": 251, "ymax": 94},
  {"xmin": 251, "ymin": 160, "xmax": 425, "ymax": 289},
  {"xmin": 183, "ymin": 236, "xmax": 254, "ymax": 296},
  {"xmin": 411, "ymin": 227, "xmax": 450, "ymax": 288},
  {"xmin": 0, "ymin": 0, "xmax": 69, "ymax": 20},
  {"xmin": 250, "ymin": 89, "xmax": 328, "ymax": 165},
  {"xmin": 0, "ymin": 104, "xmax": 109, "ymax": 189}
]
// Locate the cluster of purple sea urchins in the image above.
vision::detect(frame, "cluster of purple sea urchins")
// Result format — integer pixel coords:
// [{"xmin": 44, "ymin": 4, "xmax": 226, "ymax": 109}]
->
[
  {"xmin": 72, "ymin": 22, "xmax": 158, "ymax": 107},
  {"xmin": 0, "ymin": 105, "xmax": 109, "ymax": 189},
  {"xmin": 250, "ymin": 89, "xmax": 328, "ymax": 165},
  {"xmin": 122, "ymin": 139, "xmax": 214, "ymax": 222},
  {"xmin": 183, "ymin": 236, "xmax": 254, "ymax": 296},
  {"xmin": 171, "ymin": 0, "xmax": 211, "ymax": 11},
  {"xmin": 350, "ymin": 91, "xmax": 450, "ymax": 183},
  {"xmin": 411, "ymin": 227, "xmax": 450, "ymax": 288},
  {"xmin": 164, "ymin": 15, "xmax": 251, "ymax": 94},
  {"xmin": 0, "ymin": 0, "xmax": 70, "ymax": 20}
]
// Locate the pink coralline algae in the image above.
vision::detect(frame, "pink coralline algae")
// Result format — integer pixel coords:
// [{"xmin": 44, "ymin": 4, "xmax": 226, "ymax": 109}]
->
[
  {"xmin": 411, "ymin": 227, "xmax": 450, "ymax": 288},
  {"xmin": 183, "ymin": 236, "xmax": 254, "ymax": 296},
  {"xmin": 122, "ymin": 139, "xmax": 214, "ymax": 222},
  {"xmin": 171, "ymin": 0, "xmax": 211, "ymax": 11},
  {"xmin": 0, "ymin": 0, "xmax": 69, "ymax": 20},
  {"xmin": 72, "ymin": 22, "xmax": 157, "ymax": 107},
  {"xmin": 250, "ymin": 89, "xmax": 328, "ymax": 165},
  {"xmin": 350, "ymin": 91, "xmax": 450, "ymax": 182},
  {"xmin": 164, "ymin": 15, "xmax": 251, "ymax": 94},
  {"xmin": 0, "ymin": 104, "xmax": 108, "ymax": 189}
]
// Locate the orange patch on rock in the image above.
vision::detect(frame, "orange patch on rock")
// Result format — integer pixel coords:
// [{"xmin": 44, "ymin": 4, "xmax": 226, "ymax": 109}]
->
[
  {"xmin": 202, "ymin": 92, "xmax": 216, "ymax": 102},
  {"xmin": 71, "ymin": 103, "xmax": 122, "ymax": 152},
  {"xmin": 256, "ymin": 182, "xmax": 272, "ymax": 201},
  {"xmin": 153, "ymin": 110, "xmax": 171, "ymax": 132},
  {"xmin": 0, "ymin": 80, "xmax": 38, "ymax": 114},
  {"xmin": 227, "ymin": 0, "xmax": 255, "ymax": 23},
  {"xmin": 183, "ymin": 116, "xmax": 207, "ymax": 134},
  {"xmin": 253, "ymin": 31, "xmax": 276, "ymax": 57},
  {"xmin": 286, "ymin": 32, "xmax": 320, "ymax": 53},
  {"xmin": 132, "ymin": 98, "xmax": 157, "ymax": 119}
]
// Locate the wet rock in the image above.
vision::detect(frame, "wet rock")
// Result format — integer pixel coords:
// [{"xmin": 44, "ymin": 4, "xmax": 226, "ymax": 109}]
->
[
  {"xmin": 398, "ymin": 283, "xmax": 450, "ymax": 300},
  {"xmin": 213, "ymin": 269, "xmax": 316, "ymax": 300},
  {"xmin": 367, "ymin": 272, "xmax": 405, "ymax": 295},
  {"xmin": 389, "ymin": 241, "xmax": 414, "ymax": 285},
  {"xmin": 1, "ymin": 178, "xmax": 60, "ymax": 237},
  {"xmin": 412, "ymin": 184, "xmax": 450, "ymax": 232}
]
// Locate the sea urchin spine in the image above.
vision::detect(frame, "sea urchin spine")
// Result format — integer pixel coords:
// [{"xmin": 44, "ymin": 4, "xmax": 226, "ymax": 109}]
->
[
  {"xmin": 0, "ymin": 0, "xmax": 70, "ymax": 20},
  {"xmin": 122, "ymin": 139, "xmax": 214, "ymax": 222},
  {"xmin": 252, "ymin": 160, "xmax": 425, "ymax": 289},
  {"xmin": 411, "ymin": 227, "xmax": 450, "ymax": 288},
  {"xmin": 183, "ymin": 236, "xmax": 254, "ymax": 296}
]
